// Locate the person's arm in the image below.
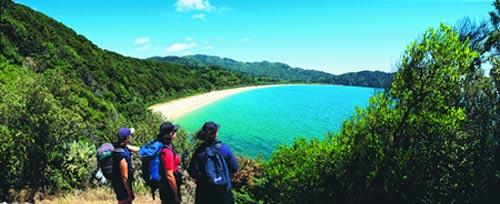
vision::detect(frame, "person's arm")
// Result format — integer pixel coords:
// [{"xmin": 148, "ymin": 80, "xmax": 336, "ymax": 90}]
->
[
  {"xmin": 166, "ymin": 170, "xmax": 178, "ymax": 193},
  {"xmin": 126, "ymin": 145, "xmax": 140, "ymax": 153},
  {"xmin": 222, "ymin": 145, "xmax": 239, "ymax": 174},
  {"xmin": 119, "ymin": 158, "xmax": 134, "ymax": 201}
]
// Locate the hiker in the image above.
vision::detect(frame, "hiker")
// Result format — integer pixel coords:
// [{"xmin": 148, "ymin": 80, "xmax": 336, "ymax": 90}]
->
[
  {"xmin": 112, "ymin": 127, "xmax": 136, "ymax": 204},
  {"xmin": 95, "ymin": 128, "xmax": 139, "ymax": 185},
  {"xmin": 158, "ymin": 122, "xmax": 182, "ymax": 204},
  {"xmin": 188, "ymin": 121, "xmax": 239, "ymax": 204}
]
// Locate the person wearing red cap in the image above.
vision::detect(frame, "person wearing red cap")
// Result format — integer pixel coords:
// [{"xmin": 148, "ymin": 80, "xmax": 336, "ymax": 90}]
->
[
  {"xmin": 188, "ymin": 121, "xmax": 239, "ymax": 204},
  {"xmin": 112, "ymin": 127, "xmax": 135, "ymax": 204}
]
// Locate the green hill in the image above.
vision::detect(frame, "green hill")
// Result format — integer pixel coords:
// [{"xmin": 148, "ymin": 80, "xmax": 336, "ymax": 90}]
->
[
  {"xmin": 0, "ymin": 1, "xmax": 258, "ymax": 106},
  {"xmin": 149, "ymin": 55, "xmax": 394, "ymax": 88},
  {"xmin": 0, "ymin": 0, "xmax": 261, "ymax": 122}
]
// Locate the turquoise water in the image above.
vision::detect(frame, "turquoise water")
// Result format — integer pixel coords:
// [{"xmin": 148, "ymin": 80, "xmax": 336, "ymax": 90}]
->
[{"xmin": 175, "ymin": 85, "xmax": 378, "ymax": 158}]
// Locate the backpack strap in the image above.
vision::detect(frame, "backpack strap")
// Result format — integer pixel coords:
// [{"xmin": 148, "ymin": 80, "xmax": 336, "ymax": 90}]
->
[
  {"xmin": 163, "ymin": 143, "xmax": 177, "ymax": 156},
  {"xmin": 200, "ymin": 141, "xmax": 222, "ymax": 157},
  {"xmin": 152, "ymin": 188, "xmax": 156, "ymax": 200},
  {"xmin": 210, "ymin": 141, "xmax": 222, "ymax": 151},
  {"xmin": 113, "ymin": 147, "xmax": 125, "ymax": 153}
]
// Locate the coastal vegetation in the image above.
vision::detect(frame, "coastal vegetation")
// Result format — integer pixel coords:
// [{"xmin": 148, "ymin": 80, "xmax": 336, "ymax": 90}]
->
[{"xmin": 0, "ymin": 0, "xmax": 499, "ymax": 203}]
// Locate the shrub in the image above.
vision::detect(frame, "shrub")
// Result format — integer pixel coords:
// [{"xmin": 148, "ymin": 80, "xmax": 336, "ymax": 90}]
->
[{"xmin": 56, "ymin": 140, "xmax": 96, "ymax": 191}]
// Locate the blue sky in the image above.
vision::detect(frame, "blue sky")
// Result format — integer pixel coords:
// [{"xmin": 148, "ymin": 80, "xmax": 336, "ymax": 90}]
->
[{"xmin": 14, "ymin": 0, "xmax": 494, "ymax": 74}]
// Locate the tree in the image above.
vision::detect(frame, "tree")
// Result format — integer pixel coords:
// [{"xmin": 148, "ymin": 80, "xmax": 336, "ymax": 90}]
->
[{"xmin": 0, "ymin": 64, "xmax": 88, "ymax": 200}]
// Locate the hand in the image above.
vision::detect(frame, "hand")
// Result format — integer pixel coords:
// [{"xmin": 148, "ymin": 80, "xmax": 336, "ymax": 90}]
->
[{"xmin": 127, "ymin": 145, "xmax": 140, "ymax": 153}]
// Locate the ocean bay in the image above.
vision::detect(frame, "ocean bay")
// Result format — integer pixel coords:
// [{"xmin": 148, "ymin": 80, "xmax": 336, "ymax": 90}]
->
[{"xmin": 175, "ymin": 85, "xmax": 379, "ymax": 158}]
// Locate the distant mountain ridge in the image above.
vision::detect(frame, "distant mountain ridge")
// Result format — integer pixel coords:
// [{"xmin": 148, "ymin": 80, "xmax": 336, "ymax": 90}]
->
[{"xmin": 149, "ymin": 55, "xmax": 394, "ymax": 88}]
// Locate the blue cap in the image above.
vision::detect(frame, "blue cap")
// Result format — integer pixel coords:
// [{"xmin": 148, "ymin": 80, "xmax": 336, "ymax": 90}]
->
[{"xmin": 118, "ymin": 127, "xmax": 134, "ymax": 141}]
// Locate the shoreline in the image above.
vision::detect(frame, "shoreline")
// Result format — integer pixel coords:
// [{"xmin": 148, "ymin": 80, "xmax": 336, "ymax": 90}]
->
[{"xmin": 149, "ymin": 84, "xmax": 290, "ymax": 120}]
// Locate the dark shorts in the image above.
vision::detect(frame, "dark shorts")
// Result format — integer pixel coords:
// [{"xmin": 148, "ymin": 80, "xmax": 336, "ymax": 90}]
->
[
  {"xmin": 160, "ymin": 171, "xmax": 182, "ymax": 203},
  {"xmin": 112, "ymin": 181, "xmax": 132, "ymax": 201}
]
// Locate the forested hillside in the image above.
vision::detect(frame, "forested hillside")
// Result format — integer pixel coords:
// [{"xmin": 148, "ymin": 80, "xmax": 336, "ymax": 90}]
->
[{"xmin": 149, "ymin": 55, "xmax": 394, "ymax": 88}]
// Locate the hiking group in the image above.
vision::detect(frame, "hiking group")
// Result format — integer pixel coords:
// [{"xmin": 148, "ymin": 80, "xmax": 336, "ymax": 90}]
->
[{"xmin": 97, "ymin": 121, "xmax": 238, "ymax": 204}]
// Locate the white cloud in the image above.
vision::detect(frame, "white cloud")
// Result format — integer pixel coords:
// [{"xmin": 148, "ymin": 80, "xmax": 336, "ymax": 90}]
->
[
  {"xmin": 166, "ymin": 42, "xmax": 197, "ymax": 53},
  {"xmin": 134, "ymin": 37, "xmax": 150, "ymax": 45},
  {"xmin": 185, "ymin": 37, "xmax": 194, "ymax": 41},
  {"xmin": 192, "ymin": 13, "xmax": 206, "ymax": 20},
  {"xmin": 240, "ymin": 37, "xmax": 250, "ymax": 43},
  {"xmin": 174, "ymin": 0, "xmax": 213, "ymax": 12}
]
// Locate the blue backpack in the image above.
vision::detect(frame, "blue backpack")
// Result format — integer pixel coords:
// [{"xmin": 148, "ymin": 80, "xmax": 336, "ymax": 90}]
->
[
  {"xmin": 139, "ymin": 140, "xmax": 164, "ymax": 199},
  {"xmin": 199, "ymin": 142, "xmax": 230, "ymax": 188}
]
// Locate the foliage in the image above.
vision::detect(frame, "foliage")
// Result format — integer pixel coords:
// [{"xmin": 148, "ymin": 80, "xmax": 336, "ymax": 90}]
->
[
  {"xmin": 173, "ymin": 129, "xmax": 197, "ymax": 169},
  {"xmin": 0, "ymin": 64, "xmax": 88, "ymax": 201},
  {"xmin": 54, "ymin": 140, "xmax": 96, "ymax": 191},
  {"xmin": 233, "ymin": 187, "xmax": 264, "ymax": 204},
  {"xmin": 232, "ymin": 156, "xmax": 262, "ymax": 189},
  {"xmin": 486, "ymin": 1, "xmax": 500, "ymax": 201},
  {"xmin": 227, "ymin": 156, "xmax": 263, "ymax": 203},
  {"xmin": 257, "ymin": 138, "xmax": 334, "ymax": 203}
]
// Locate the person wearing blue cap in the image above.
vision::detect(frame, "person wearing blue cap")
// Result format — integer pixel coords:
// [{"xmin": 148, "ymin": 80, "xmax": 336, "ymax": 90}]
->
[
  {"xmin": 188, "ymin": 121, "xmax": 239, "ymax": 204},
  {"xmin": 112, "ymin": 127, "xmax": 136, "ymax": 204}
]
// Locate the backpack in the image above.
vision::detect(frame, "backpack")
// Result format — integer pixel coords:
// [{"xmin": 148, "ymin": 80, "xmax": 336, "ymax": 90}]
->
[
  {"xmin": 199, "ymin": 142, "xmax": 230, "ymax": 188},
  {"xmin": 139, "ymin": 140, "xmax": 164, "ymax": 199},
  {"xmin": 97, "ymin": 143, "xmax": 115, "ymax": 180}
]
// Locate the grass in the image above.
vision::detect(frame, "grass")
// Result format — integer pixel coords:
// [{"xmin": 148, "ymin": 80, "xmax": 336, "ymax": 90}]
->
[
  {"xmin": 36, "ymin": 187, "xmax": 158, "ymax": 204},
  {"xmin": 36, "ymin": 170, "xmax": 198, "ymax": 204}
]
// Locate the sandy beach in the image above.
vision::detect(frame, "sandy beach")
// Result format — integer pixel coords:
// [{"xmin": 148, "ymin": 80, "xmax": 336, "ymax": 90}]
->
[{"xmin": 149, "ymin": 84, "xmax": 288, "ymax": 120}]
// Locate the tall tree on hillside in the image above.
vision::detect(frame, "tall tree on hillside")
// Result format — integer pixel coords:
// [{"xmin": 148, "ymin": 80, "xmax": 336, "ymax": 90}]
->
[
  {"xmin": 487, "ymin": 2, "xmax": 500, "ymax": 201},
  {"xmin": 489, "ymin": 0, "xmax": 500, "ymax": 139}
]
